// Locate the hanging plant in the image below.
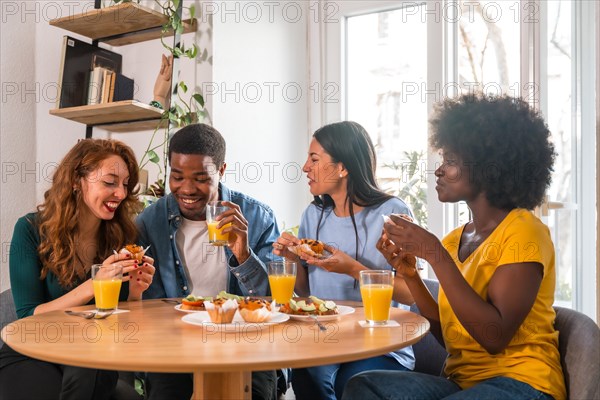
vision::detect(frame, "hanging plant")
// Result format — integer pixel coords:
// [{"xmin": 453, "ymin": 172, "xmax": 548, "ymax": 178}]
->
[{"xmin": 108, "ymin": 0, "xmax": 209, "ymax": 200}]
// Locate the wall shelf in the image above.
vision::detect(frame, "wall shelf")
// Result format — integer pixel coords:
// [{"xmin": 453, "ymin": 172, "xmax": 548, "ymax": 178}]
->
[
  {"xmin": 49, "ymin": 3, "xmax": 197, "ymax": 46},
  {"xmin": 50, "ymin": 100, "xmax": 165, "ymax": 133}
]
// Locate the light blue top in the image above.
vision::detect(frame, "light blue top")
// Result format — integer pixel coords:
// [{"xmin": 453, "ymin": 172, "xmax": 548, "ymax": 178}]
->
[{"xmin": 298, "ymin": 196, "xmax": 416, "ymax": 369}]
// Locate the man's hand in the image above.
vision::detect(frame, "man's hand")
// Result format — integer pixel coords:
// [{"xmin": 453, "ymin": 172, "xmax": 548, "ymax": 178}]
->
[{"xmin": 218, "ymin": 201, "xmax": 250, "ymax": 264}]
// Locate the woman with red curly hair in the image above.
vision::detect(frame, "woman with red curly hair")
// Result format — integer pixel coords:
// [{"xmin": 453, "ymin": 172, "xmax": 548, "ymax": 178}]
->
[{"xmin": 0, "ymin": 139, "xmax": 155, "ymax": 400}]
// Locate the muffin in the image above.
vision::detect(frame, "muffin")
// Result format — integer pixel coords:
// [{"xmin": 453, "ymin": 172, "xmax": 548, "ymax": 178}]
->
[
  {"xmin": 238, "ymin": 298, "xmax": 273, "ymax": 323},
  {"xmin": 119, "ymin": 244, "xmax": 146, "ymax": 263},
  {"xmin": 205, "ymin": 298, "xmax": 238, "ymax": 324}
]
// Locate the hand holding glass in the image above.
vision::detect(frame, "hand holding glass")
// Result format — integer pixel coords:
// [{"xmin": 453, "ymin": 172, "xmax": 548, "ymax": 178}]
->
[
  {"xmin": 91, "ymin": 264, "xmax": 123, "ymax": 312},
  {"xmin": 268, "ymin": 261, "xmax": 297, "ymax": 304},
  {"xmin": 360, "ymin": 270, "xmax": 394, "ymax": 326},
  {"xmin": 206, "ymin": 201, "xmax": 231, "ymax": 246}
]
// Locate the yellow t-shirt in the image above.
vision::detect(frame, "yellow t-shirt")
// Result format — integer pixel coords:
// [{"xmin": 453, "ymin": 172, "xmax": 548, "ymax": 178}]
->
[{"xmin": 439, "ymin": 209, "xmax": 566, "ymax": 400}]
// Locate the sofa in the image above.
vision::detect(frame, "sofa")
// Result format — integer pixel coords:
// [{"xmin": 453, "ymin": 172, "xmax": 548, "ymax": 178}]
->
[{"xmin": 410, "ymin": 279, "xmax": 600, "ymax": 399}]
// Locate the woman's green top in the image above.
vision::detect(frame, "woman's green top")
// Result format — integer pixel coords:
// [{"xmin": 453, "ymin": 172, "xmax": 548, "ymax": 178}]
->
[{"xmin": 9, "ymin": 213, "xmax": 128, "ymax": 318}]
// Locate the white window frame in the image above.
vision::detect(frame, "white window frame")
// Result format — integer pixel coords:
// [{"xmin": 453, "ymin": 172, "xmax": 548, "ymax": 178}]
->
[
  {"xmin": 313, "ymin": 0, "xmax": 597, "ymax": 317},
  {"xmin": 314, "ymin": 0, "xmax": 446, "ymax": 245}
]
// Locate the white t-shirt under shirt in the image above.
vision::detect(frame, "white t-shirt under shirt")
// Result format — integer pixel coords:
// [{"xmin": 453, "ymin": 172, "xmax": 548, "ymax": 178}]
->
[{"xmin": 175, "ymin": 217, "xmax": 228, "ymax": 296}]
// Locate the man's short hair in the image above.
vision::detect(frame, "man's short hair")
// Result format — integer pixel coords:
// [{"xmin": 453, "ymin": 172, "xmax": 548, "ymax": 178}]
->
[{"xmin": 168, "ymin": 123, "xmax": 226, "ymax": 167}]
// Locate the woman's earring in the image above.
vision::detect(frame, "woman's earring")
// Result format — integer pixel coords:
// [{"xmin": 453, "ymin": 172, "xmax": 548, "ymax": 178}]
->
[{"xmin": 339, "ymin": 174, "xmax": 343, "ymax": 178}]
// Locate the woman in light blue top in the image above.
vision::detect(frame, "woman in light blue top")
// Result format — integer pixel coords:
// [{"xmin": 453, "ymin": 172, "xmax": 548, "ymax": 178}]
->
[{"xmin": 273, "ymin": 121, "xmax": 415, "ymax": 400}]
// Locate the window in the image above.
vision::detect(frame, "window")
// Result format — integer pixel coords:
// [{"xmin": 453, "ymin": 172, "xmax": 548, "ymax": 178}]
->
[
  {"xmin": 346, "ymin": 5, "xmax": 429, "ymax": 227},
  {"xmin": 317, "ymin": 0, "xmax": 597, "ymax": 317}
]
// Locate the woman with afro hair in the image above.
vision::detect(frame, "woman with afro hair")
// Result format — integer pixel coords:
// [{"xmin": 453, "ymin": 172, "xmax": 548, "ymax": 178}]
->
[{"xmin": 343, "ymin": 93, "xmax": 566, "ymax": 400}]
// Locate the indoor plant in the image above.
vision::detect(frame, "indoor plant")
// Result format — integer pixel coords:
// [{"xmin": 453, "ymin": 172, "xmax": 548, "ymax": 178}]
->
[{"xmin": 110, "ymin": 0, "xmax": 209, "ymax": 201}]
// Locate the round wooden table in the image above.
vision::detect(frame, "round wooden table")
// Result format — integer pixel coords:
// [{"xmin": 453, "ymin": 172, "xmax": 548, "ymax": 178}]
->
[{"xmin": 1, "ymin": 299, "xmax": 429, "ymax": 399}]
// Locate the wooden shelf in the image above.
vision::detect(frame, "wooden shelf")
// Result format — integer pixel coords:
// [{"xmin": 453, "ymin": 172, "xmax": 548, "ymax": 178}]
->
[
  {"xmin": 50, "ymin": 100, "xmax": 165, "ymax": 133},
  {"xmin": 49, "ymin": 3, "xmax": 197, "ymax": 46}
]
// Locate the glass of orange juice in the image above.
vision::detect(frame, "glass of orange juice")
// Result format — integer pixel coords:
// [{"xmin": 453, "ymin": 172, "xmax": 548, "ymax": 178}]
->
[
  {"xmin": 359, "ymin": 270, "xmax": 394, "ymax": 326},
  {"xmin": 206, "ymin": 201, "xmax": 231, "ymax": 246},
  {"xmin": 91, "ymin": 264, "xmax": 123, "ymax": 312},
  {"xmin": 268, "ymin": 261, "xmax": 297, "ymax": 305}
]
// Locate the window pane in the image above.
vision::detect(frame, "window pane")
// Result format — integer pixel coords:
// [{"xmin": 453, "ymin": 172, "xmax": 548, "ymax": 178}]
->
[
  {"xmin": 457, "ymin": 0, "xmax": 521, "ymax": 94},
  {"xmin": 544, "ymin": 0, "xmax": 574, "ymax": 307},
  {"xmin": 454, "ymin": 0, "xmax": 521, "ymax": 227},
  {"xmin": 346, "ymin": 5, "xmax": 428, "ymax": 226}
]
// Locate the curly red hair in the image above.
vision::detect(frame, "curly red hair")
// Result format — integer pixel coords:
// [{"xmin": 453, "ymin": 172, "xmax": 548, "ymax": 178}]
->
[{"xmin": 37, "ymin": 139, "xmax": 139, "ymax": 287}]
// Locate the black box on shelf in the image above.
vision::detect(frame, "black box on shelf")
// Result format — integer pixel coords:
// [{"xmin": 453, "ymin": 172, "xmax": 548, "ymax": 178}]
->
[
  {"xmin": 112, "ymin": 73, "xmax": 134, "ymax": 102},
  {"xmin": 56, "ymin": 36, "xmax": 122, "ymax": 108}
]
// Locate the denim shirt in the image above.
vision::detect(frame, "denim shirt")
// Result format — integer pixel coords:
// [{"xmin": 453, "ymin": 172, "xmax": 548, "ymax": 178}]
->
[{"xmin": 136, "ymin": 183, "xmax": 281, "ymax": 299}]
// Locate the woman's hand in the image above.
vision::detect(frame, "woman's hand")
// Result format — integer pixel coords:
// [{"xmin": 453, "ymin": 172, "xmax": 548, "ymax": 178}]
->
[
  {"xmin": 376, "ymin": 231, "xmax": 419, "ymax": 279},
  {"xmin": 272, "ymin": 232, "xmax": 302, "ymax": 262},
  {"xmin": 100, "ymin": 253, "xmax": 155, "ymax": 301},
  {"xmin": 383, "ymin": 214, "xmax": 442, "ymax": 264},
  {"xmin": 126, "ymin": 255, "xmax": 155, "ymax": 301},
  {"xmin": 298, "ymin": 244, "xmax": 362, "ymax": 278}
]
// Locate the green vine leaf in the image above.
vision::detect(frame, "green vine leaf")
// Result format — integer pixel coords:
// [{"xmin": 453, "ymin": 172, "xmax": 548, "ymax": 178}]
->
[
  {"xmin": 121, "ymin": 0, "xmax": 209, "ymax": 199},
  {"xmin": 147, "ymin": 150, "xmax": 160, "ymax": 164},
  {"xmin": 179, "ymin": 81, "xmax": 188, "ymax": 93},
  {"xmin": 186, "ymin": 45, "xmax": 198, "ymax": 59},
  {"xmin": 192, "ymin": 93, "xmax": 205, "ymax": 108}
]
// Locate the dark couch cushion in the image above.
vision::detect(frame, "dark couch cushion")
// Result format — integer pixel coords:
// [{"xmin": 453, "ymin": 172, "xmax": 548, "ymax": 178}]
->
[
  {"xmin": 0, "ymin": 289, "xmax": 17, "ymax": 347},
  {"xmin": 409, "ymin": 279, "xmax": 448, "ymax": 376},
  {"xmin": 554, "ymin": 306, "xmax": 600, "ymax": 400}
]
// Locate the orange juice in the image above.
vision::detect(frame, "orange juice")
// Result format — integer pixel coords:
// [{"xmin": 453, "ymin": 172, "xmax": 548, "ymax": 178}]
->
[
  {"xmin": 93, "ymin": 279, "xmax": 122, "ymax": 310},
  {"xmin": 268, "ymin": 274, "xmax": 296, "ymax": 304},
  {"xmin": 360, "ymin": 284, "xmax": 393, "ymax": 323},
  {"xmin": 207, "ymin": 221, "xmax": 231, "ymax": 245}
]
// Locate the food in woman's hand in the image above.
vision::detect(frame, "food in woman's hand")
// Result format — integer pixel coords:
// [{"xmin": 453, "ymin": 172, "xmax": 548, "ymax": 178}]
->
[
  {"xmin": 119, "ymin": 244, "xmax": 145, "ymax": 262},
  {"xmin": 280, "ymin": 296, "xmax": 338, "ymax": 316},
  {"xmin": 289, "ymin": 239, "xmax": 329, "ymax": 259},
  {"xmin": 181, "ymin": 295, "xmax": 211, "ymax": 311},
  {"xmin": 238, "ymin": 298, "xmax": 273, "ymax": 323},
  {"xmin": 205, "ymin": 298, "xmax": 238, "ymax": 323},
  {"xmin": 398, "ymin": 214, "xmax": 413, "ymax": 223}
]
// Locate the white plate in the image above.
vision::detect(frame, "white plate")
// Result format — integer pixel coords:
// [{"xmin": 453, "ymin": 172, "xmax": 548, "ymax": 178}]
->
[
  {"xmin": 174, "ymin": 304, "xmax": 204, "ymax": 313},
  {"xmin": 181, "ymin": 311, "xmax": 290, "ymax": 331},
  {"xmin": 284, "ymin": 305, "xmax": 355, "ymax": 322}
]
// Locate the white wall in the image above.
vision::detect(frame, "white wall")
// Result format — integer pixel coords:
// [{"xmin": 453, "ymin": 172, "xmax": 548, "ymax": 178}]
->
[
  {"xmin": 211, "ymin": 1, "xmax": 311, "ymax": 229},
  {"xmin": 1, "ymin": 2, "xmax": 38, "ymax": 291},
  {"xmin": 0, "ymin": 0, "xmax": 311, "ymax": 291}
]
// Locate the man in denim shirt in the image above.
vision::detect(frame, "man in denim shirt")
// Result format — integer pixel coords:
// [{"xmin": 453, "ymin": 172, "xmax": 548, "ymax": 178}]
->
[{"xmin": 137, "ymin": 123, "xmax": 281, "ymax": 400}]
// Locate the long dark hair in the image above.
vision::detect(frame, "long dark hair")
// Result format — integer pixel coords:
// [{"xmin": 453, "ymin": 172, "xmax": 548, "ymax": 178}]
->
[{"xmin": 312, "ymin": 121, "xmax": 392, "ymax": 260}]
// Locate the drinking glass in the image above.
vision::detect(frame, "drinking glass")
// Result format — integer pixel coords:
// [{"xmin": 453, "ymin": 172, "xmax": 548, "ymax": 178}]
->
[
  {"xmin": 359, "ymin": 270, "xmax": 394, "ymax": 326},
  {"xmin": 268, "ymin": 261, "xmax": 297, "ymax": 305},
  {"xmin": 91, "ymin": 264, "xmax": 123, "ymax": 312},
  {"xmin": 206, "ymin": 201, "xmax": 231, "ymax": 246}
]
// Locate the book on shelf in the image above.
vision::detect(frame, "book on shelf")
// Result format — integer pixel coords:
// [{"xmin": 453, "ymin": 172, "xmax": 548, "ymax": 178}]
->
[
  {"xmin": 56, "ymin": 36, "xmax": 122, "ymax": 108},
  {"xmin": 106, "ymin": 71, "xmax": 117, "ymax": 102},
  {"xmin": 86, "ymin": 66, "xmax": 103, "ymax": 105}
]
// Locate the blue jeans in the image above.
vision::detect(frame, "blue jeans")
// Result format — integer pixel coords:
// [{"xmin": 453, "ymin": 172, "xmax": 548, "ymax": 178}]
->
[
  {"xmin": 342, "ymin": 371, "xmax": 555, "ymax": 400},
  {"xmin": 292, "ymin": 355, "xmax": 409, "ymax": 400}
]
